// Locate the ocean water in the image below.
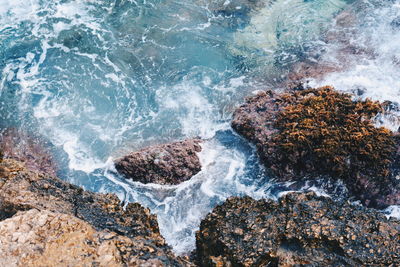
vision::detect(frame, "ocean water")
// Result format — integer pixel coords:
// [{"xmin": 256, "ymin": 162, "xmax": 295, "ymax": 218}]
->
[{"xmin": 0, "ymin": 0, "xmax": 399, "ymax": 254}]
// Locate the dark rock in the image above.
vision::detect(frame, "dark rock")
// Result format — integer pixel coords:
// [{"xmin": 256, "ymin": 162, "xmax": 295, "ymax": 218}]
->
[
  {"xmin": 196, "ymin": 192, "xmax": 400, "ymax": 266},
  {"xmin": 232, "ymin": 86, "xmax": 400, "ymax": 208},
  {"xmin": 115, "ymin": 139, "xmax": 202, "ymax": 185},
  {"xmin": 0, "ymin": 159, "xmax": 192, "ymax": 266}
]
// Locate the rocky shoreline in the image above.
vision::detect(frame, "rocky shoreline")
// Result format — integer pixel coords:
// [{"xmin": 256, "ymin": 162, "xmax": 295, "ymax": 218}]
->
[
  {"xmin": 2, "ymin": 85, "xmax": 400, "ymax": 266},
  {"xmin": 1, "ymin": 155, "xmax": 399, "ymax": 266},
  {"xmin": 0, "ymin": 158, "xmax": 193, "ymax": 266},
  {"xmin": 1, "ymin": 0, "xmax": 400, "ymax": 266},
  {"xmin": 196, "ymin": 192, "xmax": 400, "ymax": 266}
]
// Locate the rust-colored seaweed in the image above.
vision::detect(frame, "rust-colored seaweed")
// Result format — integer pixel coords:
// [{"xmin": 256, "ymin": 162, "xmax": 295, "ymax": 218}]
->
[{"xmin": 272, "ymin": 86, "xmax": 396, "ymax": 181}]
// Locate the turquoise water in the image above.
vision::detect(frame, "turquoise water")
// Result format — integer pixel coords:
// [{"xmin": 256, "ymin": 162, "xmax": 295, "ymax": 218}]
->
[{"xmin": 1, "ymin": 0, "xmax": 399, "ymax": 253}]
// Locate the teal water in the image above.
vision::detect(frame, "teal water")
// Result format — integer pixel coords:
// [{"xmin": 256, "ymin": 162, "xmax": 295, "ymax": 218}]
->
[{"xmin": 1, "ymin": 0, "xmax": 399, "ymax": 253}]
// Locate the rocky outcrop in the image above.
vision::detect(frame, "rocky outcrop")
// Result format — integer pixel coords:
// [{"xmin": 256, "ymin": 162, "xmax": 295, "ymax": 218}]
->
[
  {"xmin": 0, "ymin": 209, "xmax": 181, "ymax": 266},
  {"xmin": 0, "ymin": 159, "xmax": 192, "ymax": 266},
  {"xmin": 232, "ymin": 86, "xmax": 400, "ymax": 208},
  {"xmin": 196, "ymin": 192, "xmax": 400, "ymax": 267},
  {"xmin": 115, "ymin": 139, "xmax": 202, "ymax": 185}
]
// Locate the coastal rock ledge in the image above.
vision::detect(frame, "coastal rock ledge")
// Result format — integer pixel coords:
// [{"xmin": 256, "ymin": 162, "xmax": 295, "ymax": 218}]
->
[
  {"xmin": 0, "ymin": 158, "xmax": 192, "ymax": 266},
  {"xmin": 196, "ymin": 192, "xmax": 400, "ymax": 267},
  {"xmin": 115, "ymin": 139, "xmax": 202, "ymax": 185},
  {"xmin": 232, "ymin": 86, "xmax": 400, "ymax": 208}
]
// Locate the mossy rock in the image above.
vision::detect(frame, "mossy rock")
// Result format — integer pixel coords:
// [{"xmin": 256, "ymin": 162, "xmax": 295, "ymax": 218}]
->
[{"xmin": 232, "ymin": 86, "xmax": 400, "ymax": 208}]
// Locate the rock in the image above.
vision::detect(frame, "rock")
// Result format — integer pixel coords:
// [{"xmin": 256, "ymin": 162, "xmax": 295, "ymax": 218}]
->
[
  {"xmin": 196, "ymin": 192, "xmax": 400, "ymax": 266},
  {"xmin": 115, "ymin": 139, "xmax": 202, "ymax": 185},
  {"xmin": 0, "ymin": 128, "xmax": 57, "ymax": 177},
  {"xmin": 232, "ymin": 86, "xmax": 400, "ymax": 208},
  {"xmin": 0, "ymin": 209, "xmax": 137, "ymax": 266},
  {"xmin": 286, "ymin": 61, "xmax": 342, "ymax": 85},
  {"xmin": 0, "ymin": 209, "xmax": 194, "ymax": 266},
  {"xmin": 0, "ymin": 159, "xmax": 192, "ymax": 266}
]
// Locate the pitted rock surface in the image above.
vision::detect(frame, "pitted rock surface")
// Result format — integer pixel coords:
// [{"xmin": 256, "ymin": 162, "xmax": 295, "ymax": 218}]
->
[
  {"xmin": 0, "ymin": 209, "xmax": 193, "ymax": 267},
  {"xmin": 115, "ymin": 139, "xmax": 202, "ymax": 185},
  {"xmin": 196, "ymin": 192, "xmax": 400, "ymax": 267},
  {"xmin": 0, "ymin": 159, "xmax": 192, "ymax": 266}
]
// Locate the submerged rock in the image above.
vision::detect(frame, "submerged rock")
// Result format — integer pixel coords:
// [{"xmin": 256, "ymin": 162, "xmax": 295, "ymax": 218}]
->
[
  {"xmin": 232, "ymin": 86, "xmax": 400, "ymax": 208},
  {"xmin": 115, "ymin": 139, "xmax": 202, "ymax": 185},
  {"xmin": 391, "ymin": 16, "xmax": 400, "ymax": 29},
  {"xmin": 286, "ymin": 61, "xmax": 342, "ymax": 86},
  {"xmin": 0, "ymin": 159, "xmax": 192, "ymax": 266},
  {"xmin": 0, "ymin": 128, "xmax": 57, "ymax": 177},
  {"xmin": 196, "ymin": 192, "xmax": 400, "ymax": 266},
  {"xmin": 203, "ymin": 0, "xmax": 265, "ymax": 15}
]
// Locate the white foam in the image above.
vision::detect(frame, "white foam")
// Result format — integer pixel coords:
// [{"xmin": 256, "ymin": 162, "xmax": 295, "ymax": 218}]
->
[
  {"xmin": 108, "ymin": 138, "xmax": 269, "ymax": 255},
  {"xmin": 384, "ymin": 205, "xmax": 400, "ymax": 219},
  {"xmin": 0, "ymin": 0, "xmax": 40, "ymax": 25},
  {"xmin": 157, "ymin": 81, "xmax": 230, "ymax": 139},
  {"xmin": 63, "ymin": 137, "xmax": 106, "ymax": 173},
  {"xmin": 310, "ymin": 2, "xmax": 400, "ymax": 126}
]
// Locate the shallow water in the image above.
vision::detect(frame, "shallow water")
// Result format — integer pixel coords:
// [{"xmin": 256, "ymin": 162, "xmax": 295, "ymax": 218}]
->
[{"xmin": 0, "ymin": 0, "xmax": 399, "ymax": 254}]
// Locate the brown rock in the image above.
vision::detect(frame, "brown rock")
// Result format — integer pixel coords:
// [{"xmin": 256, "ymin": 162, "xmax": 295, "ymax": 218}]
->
[
  {"xmin": 232, "ymin": 86, "xmax": 400, "ymax": 208},
  {"xmin": 0, "ymin": 209, "xmax": 192, "ymax": 267},
  {"xmin": 0, "ymin": 209, "xmax": 121, "ymax": 266},
  {"xmin": 0, "ymin": 159, "xmax": 192, "ymax": 266},
  {"xmin": 115, "ymin": 139, "xmax": 202, "ymax": 185},
  {"xmin": 196, "ymin": 192, "xmax": 400, "ymax": 267}
]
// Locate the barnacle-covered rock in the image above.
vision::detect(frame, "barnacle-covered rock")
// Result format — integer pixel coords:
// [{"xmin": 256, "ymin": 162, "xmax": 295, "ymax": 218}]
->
[
  {"xmin": 115, "ymin": 139, "xmax": 202, "ymax": 185},
  {"xmin": 232, "ymin": 86, "xmax": 400, "ymax": 208},
  {"xmin": 196, "ymin": 192, "xmax": 400, "ymax": 266}
]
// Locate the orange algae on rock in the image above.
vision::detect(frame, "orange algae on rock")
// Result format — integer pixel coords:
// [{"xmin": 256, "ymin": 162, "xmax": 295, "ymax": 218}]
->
[
  {"xmin": 272, "ymin": 86, "xmax": 396, "ymax": 180},
  {"xmin": 232, "ymin": 85, "xmax": 400, "ymax": 208}
]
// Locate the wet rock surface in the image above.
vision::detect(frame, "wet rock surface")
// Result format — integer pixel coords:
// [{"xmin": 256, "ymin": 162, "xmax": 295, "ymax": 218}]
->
[
  {"xmin": 232, "ymin": 86, "xmax": 400, "ymax": 208},
  {"xmin": 115, "ymin": 139, "xmax": 202, "ymax": 185},
  {"xmin": 0, "ymin": 159, "xmax": 192, "ymax": 266},
  {"xmin": 0, "ymin": 209, "xmax": 174, "ymax": 267},
  {"xmin": 0, "ymin": 128, "xmax": 57, "ymax": 177},
  {"xmin": 196, "ymin": 192, "xmax": 400, "ymax": 267}
]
